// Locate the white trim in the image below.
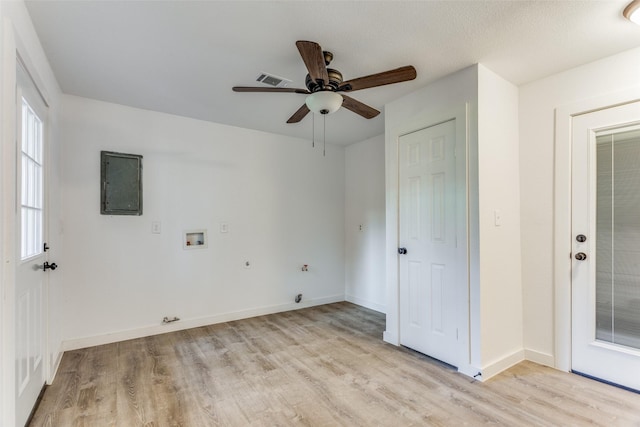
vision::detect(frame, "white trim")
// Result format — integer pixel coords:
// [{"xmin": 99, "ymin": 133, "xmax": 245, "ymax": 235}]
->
[
  {"xmin": 344, "ymin": 294, "xmax": 385, "ymax": 314},
  {"xmin": 1, "ymin": 18, "xmax": 18, "ymax": 427},
  {"xmin": 382, "ymin": 330, "xmax": 398, "ymax": 345},
  {"xmin": 62, "ymin": 295, "xmax": 345, "ymax": 351},
  {"xmin": 16, "ymin": 53, "xmax": 48, "ymax": 108},
  {"xmin": 524, "ymin": 348, "xmax": 555, "ymax": 367},
  {"xmin": 480, "ymin": 349, "xmax": 525, "ymax": 381},
  {"xmin": 47, "ymin": 345, "xmax": 63, "ymax": 385},
  {"xmin": 385, "ymin": 103, "xmax": 471, "ymax": 376},
  {"xmin": 553, "ymin": 87, "xmax": 640, "ymax": 372}
]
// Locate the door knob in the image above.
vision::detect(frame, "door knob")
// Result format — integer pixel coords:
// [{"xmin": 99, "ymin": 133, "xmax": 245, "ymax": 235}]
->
[
  {"xmin": 43, "ymin": 262, "xmax": 57, "ymax": 271},
  {"xmin": 574, "ymin": 252, "xmax": 587, "ymax": 261},
  {"xmin": 398, "ymin": 247, "xmax": 407, "ymax": 255}
]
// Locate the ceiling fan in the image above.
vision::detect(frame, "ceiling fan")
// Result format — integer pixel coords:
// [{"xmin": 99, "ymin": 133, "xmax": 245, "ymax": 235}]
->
[{"xmin": 233, "ymin": 40, "xmax": 417, "ymax": 123}]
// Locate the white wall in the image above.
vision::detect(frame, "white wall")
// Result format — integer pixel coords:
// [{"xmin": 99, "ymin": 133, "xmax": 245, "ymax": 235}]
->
[
  {"xmin": 520, "ymin": 46, "xmax": 640, "ymax": 367},
  {"xmin": 59, "ymin": 95, "xmax": 346, "ymax": 348},
  {"xmin": 344, "ymin": 134, "xmax": 386, "ymax": 313},
  {"xmin": 0, "ymin": 1, "xmax": 63, "ymax": 425},
  {"xmin": 477, "ymin": 65, "xmax": 523, "ymax": 377}
]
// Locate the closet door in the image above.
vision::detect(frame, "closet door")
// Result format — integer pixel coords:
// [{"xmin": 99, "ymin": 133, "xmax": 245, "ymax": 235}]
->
[{"xmin": 398, "ymin": 119, "xmax": 458, "ymax": 367}]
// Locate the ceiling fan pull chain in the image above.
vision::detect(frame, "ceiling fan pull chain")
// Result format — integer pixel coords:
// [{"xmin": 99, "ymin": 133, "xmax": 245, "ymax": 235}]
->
[
  {"xmin": 323, "ymin": 114, "xmax": 326, "ymax": 157},
  {"xmin": 312, "ymin": 113, "xmax": 315, "ymax": 148}
]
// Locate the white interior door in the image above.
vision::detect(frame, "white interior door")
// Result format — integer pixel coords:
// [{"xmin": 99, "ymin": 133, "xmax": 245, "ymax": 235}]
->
[
  {"xmin": 399, "ymin": 119, "xmax": 458, "ymax": 366},
  {"xmin": 15, "ymin": 63, "xmax": 49, "ymax": 426},
  {"xmin": 572, "ymin": 100, "xmax": 640, "ymax": 392}
]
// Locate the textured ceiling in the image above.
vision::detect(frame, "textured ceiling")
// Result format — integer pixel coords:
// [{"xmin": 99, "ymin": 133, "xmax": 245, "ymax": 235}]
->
[{"xmin": 25, "ymin": 0, "xmax": 640, "ymax": 145}]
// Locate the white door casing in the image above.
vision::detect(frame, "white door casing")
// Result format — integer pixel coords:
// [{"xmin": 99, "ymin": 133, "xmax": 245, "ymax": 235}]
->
[
  {"xmin": 15, "ymin": 61, "xmax": 48, "ymax": 426},
  {"xmin": 398, "ymin": 119, "xmax": 459, "ymax": 367},
  {"xmin": 571, "ymin": 100, "xmax": 640, "ymax": 391}
]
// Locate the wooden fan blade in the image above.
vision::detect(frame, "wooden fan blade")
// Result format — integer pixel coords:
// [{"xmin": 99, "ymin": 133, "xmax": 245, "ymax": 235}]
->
[
  {"xmin": 233, "ymin": 86, "xmax": 310, "ymax": 94},
  {"xmin": 341, "ymin": 95, "xmax": 380, "ymax": 119},
  {"xmin": 287, "ymin": 104, "xmax": 310, "ymax": 123},
  {"xmin": 296, "ymin": 40, "xmax": 329, "ymax": 85},
  {"xmin": 339, "ymin": 65, "xmax": 416, "ymax": 92}
]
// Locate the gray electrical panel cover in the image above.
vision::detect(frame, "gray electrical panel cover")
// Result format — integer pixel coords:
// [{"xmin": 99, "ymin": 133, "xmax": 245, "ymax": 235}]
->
[{"xmin": 101, "ymin": 151, "xmax": 143, "ymax": 215}]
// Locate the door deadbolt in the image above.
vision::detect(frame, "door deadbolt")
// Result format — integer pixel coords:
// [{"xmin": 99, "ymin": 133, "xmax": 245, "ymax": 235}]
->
[
  {"xmin": 576, "ymin": 234, "xmax": 587, "ymax": 243},
  {"xmin": 574, "ymin": 252, "xmax": 587, "ymax": 261},
  {"xmin": 398, "ymin": 247, "xmax": 407, "ymax": 255}
]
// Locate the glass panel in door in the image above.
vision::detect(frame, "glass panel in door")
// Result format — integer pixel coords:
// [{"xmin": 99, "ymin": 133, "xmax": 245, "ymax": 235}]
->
[{"xmin": 596, "ymin": 127, "xmax": 640, "ymax": 350}]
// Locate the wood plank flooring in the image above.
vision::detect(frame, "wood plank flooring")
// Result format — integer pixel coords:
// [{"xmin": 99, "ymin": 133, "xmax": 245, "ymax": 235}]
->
[{"xmin": 30, "ymin": 302, "xmax": 640, "ymax": 426}]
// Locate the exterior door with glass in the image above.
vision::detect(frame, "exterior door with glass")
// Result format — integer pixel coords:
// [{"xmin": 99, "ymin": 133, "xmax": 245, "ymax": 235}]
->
[
  {"xmin": 15, "ymin": 64, "xmax": 49, "ymax": 427},
  {"xmin": 571, "ymin": 101, "xmax": 640, "ymax": 391}
]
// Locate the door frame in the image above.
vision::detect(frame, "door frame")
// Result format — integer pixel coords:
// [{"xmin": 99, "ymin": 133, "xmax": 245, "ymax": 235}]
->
[
  {"xmin": 1, "ymin": 20, "xmax": 20, "ymax": 427},
  {"xmin": 384, "ymin": 103, "xmax": 473, "ymax": 376},
  {"xmin": 554, "ymin": 88, "xmax": 640, "ymax": 372}
]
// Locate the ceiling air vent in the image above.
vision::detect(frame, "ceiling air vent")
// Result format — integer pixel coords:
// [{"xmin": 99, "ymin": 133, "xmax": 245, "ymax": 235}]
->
[{"xmin": 256, "ymin": 72, "xmax": 292, "ymax": 88}]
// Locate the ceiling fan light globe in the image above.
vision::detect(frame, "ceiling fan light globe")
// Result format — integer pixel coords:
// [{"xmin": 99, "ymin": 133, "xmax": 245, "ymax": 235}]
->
[
  {"xmin": 305, "ymin": 91, "xmax": 343, "ymax": 115},
  {"xmin": 624, "ymin": 0, "xmax": 640, "ymax": 24}
]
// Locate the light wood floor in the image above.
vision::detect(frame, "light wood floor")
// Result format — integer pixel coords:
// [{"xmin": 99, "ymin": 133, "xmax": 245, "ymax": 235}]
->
[{"xmin": 30, "ymin": 302, "xmax": 640, "ymax": 426}]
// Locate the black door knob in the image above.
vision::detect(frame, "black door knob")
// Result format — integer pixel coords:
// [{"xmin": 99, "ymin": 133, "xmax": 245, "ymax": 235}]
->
[
  {"xmin": 43, "ymin": 262, "xmax": 57, "ymax": 271},
  {"xmin": 575, "ymin": 252, "xmax": 587, "ymax": 261},
  {"xmin": 398, "ymin": 247, "xmax": 407, "ymax": 255}
]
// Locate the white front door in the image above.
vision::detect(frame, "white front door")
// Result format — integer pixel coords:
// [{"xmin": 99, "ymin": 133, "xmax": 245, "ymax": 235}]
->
[
  {"xmin": 15, "ymin": 64, "xmax": 49, "ymax": 426},
  {"xmin": 398, "ymin": 119, "xmax": 458, "ymax": 366},
  {"xmin": 571, "ymin": 101, "xmax": 640, "ymax": 391}
]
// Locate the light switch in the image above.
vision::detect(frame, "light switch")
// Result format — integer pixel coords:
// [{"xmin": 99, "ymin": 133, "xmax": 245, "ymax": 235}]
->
[
  {"xmin": 152, "ymin": 221, "xmax": 161, "ymax": 234},
  {"xmin": 494, "ymin": 210, "xmax": 502, "ymax": 227},
  {"xmin": 220, "ymin": 222, "xmax": 229, "ymax": 233}
]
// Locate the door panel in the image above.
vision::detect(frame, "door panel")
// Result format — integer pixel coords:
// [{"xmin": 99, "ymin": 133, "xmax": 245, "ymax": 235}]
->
[
  {"xmin": 430, "ymin": 264, "xmax": 445, "ymax": 333},
  {"xmin": 399, "ymin": 120, "xmax": 457, "ymax": 366},
  {"xmin": 408, "ymin": 260, "xmax": 422, "ymax": 326},
  {"xmin": 572, "ymin": 101, "xmax": 640, "ymax": 391}
]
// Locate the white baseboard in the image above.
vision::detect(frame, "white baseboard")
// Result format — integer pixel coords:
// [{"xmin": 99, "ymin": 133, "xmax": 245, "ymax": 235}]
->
[
  {"xmin": 457, "ymin": 363, "xmax": 483, "ymax": 380},
  {"xmin": 479, "ymin": 348, "xmax": 525, "ymax": 381},
  {"xmin": 47, "ymin": 345, "xmax": 64, "ymax": 384},
  {"xmin": 524, "ymin": 348, "xmax": 555, "ymax": 368},
  {"xmin": 345, "ymin": 294, "xmax": 385, "ymax": 314},
  {"xmin": 383, "ymin": 330, "xmax": 399, "ymax": 346},
  {"xmin": 62, "ymin": 294, "xmax": 345, "ymax": 351}
]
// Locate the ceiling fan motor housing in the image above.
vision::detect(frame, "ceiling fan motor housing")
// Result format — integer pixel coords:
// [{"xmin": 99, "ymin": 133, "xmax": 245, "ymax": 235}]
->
[{"xmin": 305, "ymin": 67, "xmax": 343, "ymax": 92}]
